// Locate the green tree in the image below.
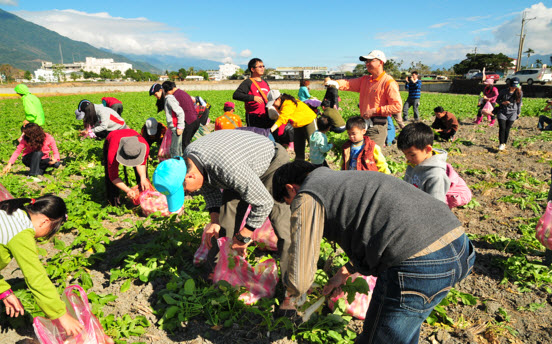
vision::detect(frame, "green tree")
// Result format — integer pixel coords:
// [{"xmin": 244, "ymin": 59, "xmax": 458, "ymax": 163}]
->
[
  {"xmin": 198, "ymin": 71, "xmax": 209, "ymax": 80},
  {"xmin": 52, "ymin": 64, "xmax": 65, "ymax": 82},
  {"xmin": 99, "ymin": 68, "xmax": 113, "ymax": 80},
  {"xmin": 187, "ymin": 67, "xmax": 195, "ymax": 75},
  {"xmin": 113, "ymin": 70, "xmax": 122, "ymax": 80},
  {"xmin": 168, "ymin": 71, "xmax": 179, "ymax": 81},
  {"xmin": 408, "ymin": 61, "xmax": 430, "ymax": 76},
  {"xmin": 178, "ymin": 68, "xmax": 188, "ymax": 80},
  {"xmin": 535, "ymin": 59, "xmax": 543, "ymax": 68},
  {"xmin": 384, "ymin": 59, "xmax": 404, "ymax": 79},
  {"xmin": 524, "ymin": 48, "xmax": 534, "ymax": 67},
  {"xmin": 353, "ymin": 64, "xmax": 367, "ymax": 77},
  {"xmin": 70, "ymin": 72, "xmax": 79, "ymax": 81},
  {"xmin": 452, "ymin": 53, "xmax": 512, "ymax": 75},
  {"xmin": 24, "ymin": 70, "xmax": 32, "ymax": 81}
]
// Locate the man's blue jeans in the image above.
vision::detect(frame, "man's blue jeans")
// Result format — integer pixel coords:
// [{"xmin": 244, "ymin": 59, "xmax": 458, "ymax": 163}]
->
[{"xmin": 356, "ymin": 233, "xmax": 475, "ymax": 344}]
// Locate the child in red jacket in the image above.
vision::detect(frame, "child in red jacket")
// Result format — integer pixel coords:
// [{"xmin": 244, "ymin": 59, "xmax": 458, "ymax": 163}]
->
[{"xmin": 341, "ymin": 117, "xmax": 390, "ymax": 173}]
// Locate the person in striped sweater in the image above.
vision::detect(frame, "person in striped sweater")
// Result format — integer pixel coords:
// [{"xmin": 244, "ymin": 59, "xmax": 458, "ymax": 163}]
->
[
  {"xmin": 0, "ymin": 195, "xmax": 83, "ymax": 337},
  {"xmin": 403, "ymin": 71, "xmax": 422, "ymax": 121}
]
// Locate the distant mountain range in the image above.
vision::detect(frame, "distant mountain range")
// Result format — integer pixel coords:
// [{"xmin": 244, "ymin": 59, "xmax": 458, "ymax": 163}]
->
[{"xmin": 123, "ymin": 53, "xmax": 241, "ymax": 73}]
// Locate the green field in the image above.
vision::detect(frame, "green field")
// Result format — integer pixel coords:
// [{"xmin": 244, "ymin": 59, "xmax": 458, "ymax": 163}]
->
[{"xmin": 0, "ymin": 90, "xmax": 550, "ymax": 343}]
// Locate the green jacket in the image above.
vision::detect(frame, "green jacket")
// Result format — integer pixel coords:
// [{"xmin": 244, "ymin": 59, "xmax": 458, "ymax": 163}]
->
[
  {"xmin": 14, "ymin": 84, "xmax": 45, "ymax": 126},
  {"xmin": 0, "ymin": 225, "xmax": 66, "ymax": 319}
]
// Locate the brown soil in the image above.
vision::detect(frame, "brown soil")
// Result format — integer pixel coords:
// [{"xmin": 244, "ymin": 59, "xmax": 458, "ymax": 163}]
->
[{"xmin": 2, "ymin": 116, "xmax": 552, "ymax": 344}]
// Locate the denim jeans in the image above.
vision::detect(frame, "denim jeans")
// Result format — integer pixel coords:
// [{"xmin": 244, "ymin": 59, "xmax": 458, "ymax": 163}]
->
[
  {"xmin": 386, "ymin": 116, "xmax": 396, "ymax": 146},
  {"xmin": 22, "ymin": 151, "xmax": 49, "ymax": 176},
  {"xmin": 357, "ymin": 233, "xmax": 475, "ymax": 344}
]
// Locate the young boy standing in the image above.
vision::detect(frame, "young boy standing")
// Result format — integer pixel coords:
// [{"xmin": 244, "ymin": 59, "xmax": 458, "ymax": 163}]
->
[
  {"xmin": 215, "ymin": 102, "xmax": 243, "ymax": 131},
  {"xmin": 431, "ymin": 106, "xmax": 459, "ymax": 141},
  {"xmin": 309, "ymin": 115, "xmax": 333, "ymax": 167},
  {"xmin": 397, "ymin": 122, "xmax": 450, "ymax": 203},
  {"xmin": 341, "ymin": 116, "xmax": 390, "ymax": 173}
]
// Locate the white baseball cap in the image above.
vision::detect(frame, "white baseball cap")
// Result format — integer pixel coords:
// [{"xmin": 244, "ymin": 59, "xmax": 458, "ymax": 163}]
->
[
  {"xmin": 265, "ymin": 90, "xmax": 281, "ymax": 108},
  {"xmin": 359, "ymin": 50, "xmax": 387, "ymax": 63}
]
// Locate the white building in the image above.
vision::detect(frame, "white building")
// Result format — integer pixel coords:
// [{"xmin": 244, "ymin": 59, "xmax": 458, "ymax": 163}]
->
[
  {"xmin": 274, "ymin": 66, "xmax": 328, "ymax": 79},
  {"xmin": 33, "ymin": 69, "xmax": 57, "ymax": 82},
  {"xmin": 219, "ymin": 63, "xmax": 241, "ymax": 80},
  {"xmin": 82, "ymin": 57, "xmax": 132, "ymax": 74},
  {"xmin": 185, "ymin": 75, "xmax": 204, "ymax": 81}
]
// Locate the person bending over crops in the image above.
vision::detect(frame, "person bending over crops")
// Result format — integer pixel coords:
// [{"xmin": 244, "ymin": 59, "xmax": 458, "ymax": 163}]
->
[
  {"xmin": 3, "ymin": 123, "xmax": 60, "ymax": 177},
  {"xmin": 101, "ymin": 96, "xmax": 124, "ymax": 116},
  {"xmin": 494, "ymin": 77, "xmax": 522, "ymax": 151},
  {"xmin": 0, "ymin": 195, "xmax": 83, "ymax": 337},
  {"xmin": 537, "ymin": 99, "xmax": 552, "ymax": 131},
  {"xmin": 140, "ymin": 117, "xmax": 167, "ymax": 156},
  {"xmin": 75, "ymin": 99, "xmax": 127, "ymax": 139},
  {"xmin": 233, "ymin": 58, "xmax": 273, "ymax": 129},
  {"xmin": 149, "ymin": 82, "xmax": 200, "ymax": 155},
  {"xmin": 14, "ymin": 84, "xmax": 45, "ymax": 127},
  {"xmin": 273, "ymin": 161, "xmax": 475, "ymax": 344},
  {"xmin": 154, "ymin": 130, "xmax": 291, "ymax": 276},
  {"xmin": 267, "ymin": 91, "xmax": 317, "ymax": 161},
  {"xmin": 103, "ymin": 129, "xmax": 152, "ymax": 206}
]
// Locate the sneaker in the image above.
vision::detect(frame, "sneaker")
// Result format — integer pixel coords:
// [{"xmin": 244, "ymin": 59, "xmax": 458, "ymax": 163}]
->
[{"xmin": 498, "ymin": 144, "xmax": 506, "ymax": 151}]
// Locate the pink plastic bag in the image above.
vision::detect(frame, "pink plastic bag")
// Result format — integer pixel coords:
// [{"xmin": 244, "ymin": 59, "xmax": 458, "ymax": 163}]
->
[
  {"xmin": 139, "ymin": 190, "xmax": 170, "ymax": 217},
  {"xmin": 0, "ymin": 183, "xmax": 14, "ymax": 201},
  {"xmin": 328, "ymin": 274, "xmax": 377, "ymax": 320},
  {"xmin": 193, "ymin": 227, "xmax": 211, "ymax": 266},
  {"xmin": 445, "ymin": 163, "xmax": 472, "ymax": 208},
  {"xmin": 212, "ymin": 237, "xmax": 279, "ymax": 305},
  {"xmin": 536, "ymin": 201, "xmax": 552, "ymax": 249},
  {"xmin": 240, "ymin": 206, "xmax": 278, "ymax": 251},
  {"xmin": 33, "ymin": 285, "xmax": 111, "ymax": 344},
  {"xmin": 158, "ymin": 129, "xmax": 172, "ymax": 161},
  {"xmin": 482, "ymin": 101, "xmax": 493, "ymax": 116}
]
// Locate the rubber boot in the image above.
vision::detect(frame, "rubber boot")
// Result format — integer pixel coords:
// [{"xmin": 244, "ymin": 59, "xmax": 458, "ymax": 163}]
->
[
  {"xmin": 487, "ymin": 114, "xmax": 492, "ymax": 122},
  {"xmin": 473, "ymin": 116, "xmax": 482, "ymax": 124},
  {"xmin": 489, "ymin": 119, "xmax": 496, "ymax": 127}
]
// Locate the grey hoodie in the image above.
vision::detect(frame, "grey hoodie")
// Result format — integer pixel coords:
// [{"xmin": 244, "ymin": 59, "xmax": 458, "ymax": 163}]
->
[{"xmin": 403, "ymin": 148, "xmax": 450, "ymax": 203}]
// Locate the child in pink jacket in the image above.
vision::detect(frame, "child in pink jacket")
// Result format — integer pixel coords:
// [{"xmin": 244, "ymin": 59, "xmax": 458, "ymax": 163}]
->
[{"xmin": 3, "ymin": 123, "xmax": 60, "ymax": 177}]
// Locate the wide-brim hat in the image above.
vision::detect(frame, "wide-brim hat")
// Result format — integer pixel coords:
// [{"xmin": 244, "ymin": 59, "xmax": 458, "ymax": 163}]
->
[
  {"xmin": 153, "ymin": 157, "xmax": 187, "ymax": 213},
  {"xmin": 116, "ymin": 136, "xmax": 147, "ymax": 167},
  {"xmin": 266, "ymin": 90, "xmax": 281, "ymax": 108}
]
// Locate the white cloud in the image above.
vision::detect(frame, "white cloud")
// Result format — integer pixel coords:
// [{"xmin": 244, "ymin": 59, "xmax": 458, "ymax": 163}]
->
[
  {"xmin": 239, "ymin": 49, "xmax": 252, "ymax": 58},
  {"xmin": 430, "ymin": 22, "xmax": 448, "ymax": 29},
  {"xmin": 335, "ymin": 63, "xmax": 358, "ymax": 72},
  {"xmin": 13, "ymin": 9, "xmax": 244, "ymax": 62},
  {"xmin": 0, "ymin": 0, "xmax": 17, "ymax": 5}
]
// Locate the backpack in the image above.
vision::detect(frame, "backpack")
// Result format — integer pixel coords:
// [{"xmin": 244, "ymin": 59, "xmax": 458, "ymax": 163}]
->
[{"xmin": 445, "ymin": 163, "xmax": 472, "ymax": 208}]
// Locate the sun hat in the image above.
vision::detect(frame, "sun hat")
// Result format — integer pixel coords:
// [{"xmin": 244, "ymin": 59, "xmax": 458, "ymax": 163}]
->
[
  {"xmin": 267, "ymin": 106, "xmax": 280, "ymax": 120},
  {"xmin": 484, "ymin": 79, "xmax": 494, "ymax": 85},
  {"xmin": 145, "ymin": 117, "xmax": 158, "ymax": 136},
  {"xmin": 266, "ymin": 90, "xmax": 281, "ymax": 108},
  {"xmin": 359, "ymin": 50, "xmax": 387, "ymax": 63},
  {"xmin": 116, "ymin": 136, "xmax": 147, "ymax": 167},
  {"xmin": 149, "ymin": 83, "xmax": 162, "ymax": 96},
  {"xmin": 153, "ymin": 157, "xmax": 187, "ymax": 213},
  {"xmin": 224, "ymin": 101, "xmax": 235, "ymax": 109}
]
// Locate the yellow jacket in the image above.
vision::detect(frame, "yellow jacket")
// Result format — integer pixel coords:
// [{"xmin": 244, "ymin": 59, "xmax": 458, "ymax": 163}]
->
[{"xmin": 275, "ymin": 100, "xmax": 317, "ymax": 128}]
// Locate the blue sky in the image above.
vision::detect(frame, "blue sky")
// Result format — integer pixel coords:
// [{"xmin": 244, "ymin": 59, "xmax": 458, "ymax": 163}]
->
[{"xmin": 1, "ymin": 0, "xmax": 551, "ymax": 70}]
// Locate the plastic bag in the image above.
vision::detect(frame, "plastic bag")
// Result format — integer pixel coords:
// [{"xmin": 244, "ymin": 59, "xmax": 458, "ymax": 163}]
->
[
  {"xmin": 445, "ymin": 163, "xmax": 472, "ymax": 208},
  {"xmin": 482, "ymin": 101, "xmax": 493, "ymax": 115},
  {"xmin": 212, "ymin": 237, "xmax": 278, "ymax": 304},
  {"xmin": 158, "ymin": 129, "xmax": 172, "ymax": 161},
  {"xmin": 0, "ymin": 182, "xmax": 14, "ymax": 201},
  {"xmin": 33, "ymin": 285, "xmax": 111, "ymax": 344},
  {"xmin": 328, "ymin": 274, "xmax": 377, "ymax": 320},
  {"xmin": 239, "ymin": 206, "xmax": 278, "ymax": 251},
  {"xmin": 536, "ymin": 201, "xmax": 552, "ymax": 250},
  {"xmin": 140, "ymin": 190, "xmax": 170, "ymax": 217}
]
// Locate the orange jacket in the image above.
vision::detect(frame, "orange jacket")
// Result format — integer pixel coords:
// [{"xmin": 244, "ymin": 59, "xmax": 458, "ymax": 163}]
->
[
  {"xmin": 337, "ymin": 72, "xmax": 402, "ymax": 118},
  {"xmin": 215, "ymin": 112, "xmax": 243, "ymax": 130}
]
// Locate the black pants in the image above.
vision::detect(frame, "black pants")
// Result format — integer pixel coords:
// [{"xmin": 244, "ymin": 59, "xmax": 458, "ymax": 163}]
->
[
  {"xmin": 538, "ymin": 115, "xmax": 552, "ymax": 130},
  {"xmin": 293, "ymin": 121, "xmax": 317, "ymax": 161},
  {"xmin": 22, "ymin": 151, "xmax": 50, "ymax": 176},
  {"xmin": 498, "ymin": 119, "xmax": 514, "ymax": 145},
  {"xmin": 435, "ymin": 130, "xmax": 456, "ymax": 141},
  {"xmin": 110, "ymin": 103, "xmax": 123, "ymax": 116},
  {"xmin": 246, "ymin": 114, "xmax": 274, "ymax": 129},
  {"xmin": 181, "ymin": 117, "xmax": 202, "ymax": 152}
]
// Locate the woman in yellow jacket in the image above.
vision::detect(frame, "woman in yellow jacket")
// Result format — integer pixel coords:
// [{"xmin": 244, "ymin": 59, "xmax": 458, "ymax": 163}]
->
[{"xmin": 267, "ymin": 91, "xmax": 317, "ymax": 160}]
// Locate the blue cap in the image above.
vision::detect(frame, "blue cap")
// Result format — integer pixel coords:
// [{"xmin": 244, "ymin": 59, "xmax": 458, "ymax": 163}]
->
[{"xmin": 153, "ymin": 157, "xmax": 187, "ymax": 212}]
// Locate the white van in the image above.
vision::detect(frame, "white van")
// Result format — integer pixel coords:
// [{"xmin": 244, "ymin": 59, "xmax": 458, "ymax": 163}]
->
[{"xmin": 507, "ymin": 68, "xmax": 552, "ymax": 85}]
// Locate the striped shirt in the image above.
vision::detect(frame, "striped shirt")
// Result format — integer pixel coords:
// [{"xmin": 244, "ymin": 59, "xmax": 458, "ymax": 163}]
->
[
  {"xmin": 0, "ymin": 209, "xmax": 33, "ymax": 245},
  {"xmin": 405, "ymin": 79, "xmax": 422, "ymax": 99},
  {"xmin": 184, "ymin": 130, "xmax": 276, "ymax": 229}
]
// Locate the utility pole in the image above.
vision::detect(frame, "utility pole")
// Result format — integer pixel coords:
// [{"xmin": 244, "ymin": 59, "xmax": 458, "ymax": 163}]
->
[
  {"xmin": 59, "ymin": 42, "xmax": 64, "ymax": 64},
  {"xmin": 516, "ymin": 12, "xmax": 536, "ymax": 72}
]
